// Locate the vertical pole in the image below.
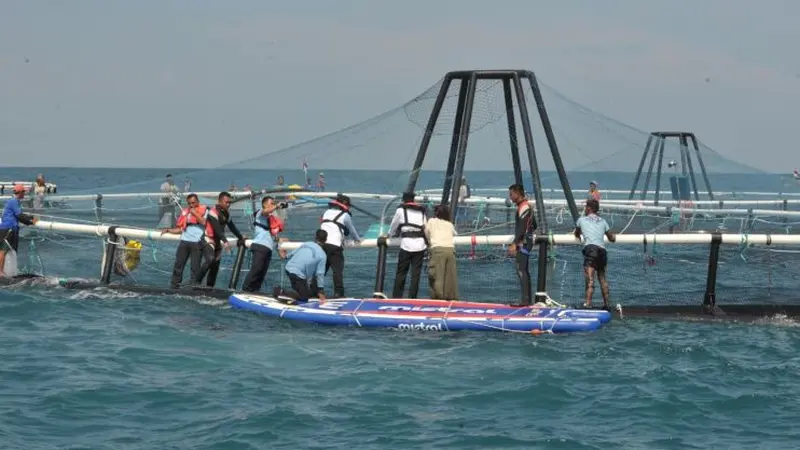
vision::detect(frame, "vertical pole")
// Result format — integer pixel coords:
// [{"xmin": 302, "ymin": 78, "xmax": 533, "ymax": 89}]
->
[
  {"xmin": 681, "ymin": 134, "xmax": 701, "ymax": 201},
  {"xmin": 406, "ymin": 75, "xmax": 453, "ymax": 193},
  {"xmin": 513, "ymin": 73, "xmax": 549, "ymax": 303},
  {"xmin": 441, "ymin": 79, "xmax": 470, "ymax": 206},
  {"xmin": 448, "ymin": 74, "xmax": 478, "ymax": 213},
  {"xmin": 703, "ymin": 233, "xmax": 722, "ymax": 313},
  {"xmin": 512, "ymin": 73, "xmax": 547, "ymax": 232},
  {"xmin": 629, "ymin": 134, "xmax": 654, "ymax": 200},
  {"xmin": 95, "ymin": 194, "xmax": 104, "ymax": 223},
  {"xmin": 653, "ymin": 137, "xmax": 666, "ymax": 206},
  {"xmin": 689, "ymin": 133, "xmax": 715, "ymax": 200},
  {"xmin": 502, "ymin": 78, "xmax": 523, "ymax": 186},
  {"xmin": 228, "ymin": 241, "xmax": 247, "ymax": 290},
  {"xmin": 640, "ymin": 135, "xmax": 662, "ymax": 201},
  {"xmin": 527, "ymin": 72, "xmax": 579, "ymax": 224},
  {"xmin": 101, "ymin": 226, "xmax": 118, "ymax": 284},
  {"xmin": 374, "ymin": 236, "xmax": 388, "ymax": 295}
]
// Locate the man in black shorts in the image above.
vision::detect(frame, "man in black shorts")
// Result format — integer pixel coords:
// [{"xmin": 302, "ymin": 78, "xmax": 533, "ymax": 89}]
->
[{"xmin": 574, "ymin": 199, "xmax": 616, "ymax": 308}]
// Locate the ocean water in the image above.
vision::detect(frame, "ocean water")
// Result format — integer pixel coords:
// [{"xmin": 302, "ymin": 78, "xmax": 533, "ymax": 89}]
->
[{"xmin": 2, "ymin": 167, "xmax": 800, "ymax": 449}]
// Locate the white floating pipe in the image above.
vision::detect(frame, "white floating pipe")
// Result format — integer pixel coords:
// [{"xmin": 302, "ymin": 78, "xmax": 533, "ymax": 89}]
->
[{"xmin": 32, "ymin": 220, "xmax": 800, "ymax": 251}]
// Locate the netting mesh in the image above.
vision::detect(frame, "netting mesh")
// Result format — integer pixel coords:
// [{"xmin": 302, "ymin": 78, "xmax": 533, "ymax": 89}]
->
[{"xmin": 3, "ymin": 70, "xmax": 800, "ymax": 307}]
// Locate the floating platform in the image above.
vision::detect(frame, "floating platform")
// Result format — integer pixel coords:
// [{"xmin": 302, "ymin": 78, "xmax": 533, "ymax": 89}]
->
[{"xmin": 228, "ymin": 295, "xmax": 611, "ymax": 334}]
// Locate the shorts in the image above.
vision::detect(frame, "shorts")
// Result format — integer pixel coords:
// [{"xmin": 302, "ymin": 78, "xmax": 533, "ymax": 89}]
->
[
  {"xmin": 0, "ymin": 228, "xmax": 19, "ymax": 252},
  {"xmin": 582, "ymin": 244, "xmax": 607, "ymax": 271}
]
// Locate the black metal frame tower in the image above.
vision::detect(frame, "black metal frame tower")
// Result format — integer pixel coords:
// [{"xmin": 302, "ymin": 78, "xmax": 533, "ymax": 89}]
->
[
  {"xmin": 403, "ymin": 70, "xmax": 579, "ymax": 304},
  {"xmin": 628, "ymin": 131, "xmax": 714, "ymax": 205}
]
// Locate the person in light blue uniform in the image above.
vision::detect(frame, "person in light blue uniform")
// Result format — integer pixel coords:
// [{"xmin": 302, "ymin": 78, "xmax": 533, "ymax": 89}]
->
[
  {"xmin": 160, "ymin": 194, "xmax": 209, "ymax": 289},
  {"xmin": 0, "ymin": 184, "xmax": 38, "ymax": 277},
  {"xmin": 574, "ymin": 198, "xmax": 616, "ymax": 309},
  {"xmin": 276, "ymin": 229, "xmax": 328, "ymax": 302},
  {"xmin": 242, "ymin": 196, "xmax": 285, "ymax": 292}
]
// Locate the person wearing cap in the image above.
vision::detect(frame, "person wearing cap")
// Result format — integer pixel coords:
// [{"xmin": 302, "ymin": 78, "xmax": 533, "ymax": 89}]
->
[
  {"xmin": 316, "ymin": 173, "xmax": 326, "ymax": 192},
  {"xmin": 315, "ymin": 193, "xmax": 360, "ymax": 297},
  {"xmin": 159, "ymin": 174, "xmax": 179, "ymax": 227},
  {"xmin": 588, "ymin": 181, "xmax": 601, "ymax": 202},
  {"xmin": 0, "ymin": 184, "xmax": 38, "ymax": 277}
]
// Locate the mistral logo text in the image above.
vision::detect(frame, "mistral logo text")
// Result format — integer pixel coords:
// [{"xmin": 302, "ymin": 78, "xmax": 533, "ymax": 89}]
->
[{"xmin": 397, "ymin": 322, "xmax": 444, "ymax": 331}]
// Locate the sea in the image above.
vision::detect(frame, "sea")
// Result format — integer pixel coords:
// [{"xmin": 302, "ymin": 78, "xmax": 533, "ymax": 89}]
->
[{"xmin": 2, "ymin": 167, "xmax": 800, "ymax": 450}]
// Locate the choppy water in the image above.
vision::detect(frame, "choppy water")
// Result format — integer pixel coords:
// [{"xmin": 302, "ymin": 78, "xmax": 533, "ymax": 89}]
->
[{"xmin": 2, "ymin": 167, "xmax": 800, "ymax": 449}]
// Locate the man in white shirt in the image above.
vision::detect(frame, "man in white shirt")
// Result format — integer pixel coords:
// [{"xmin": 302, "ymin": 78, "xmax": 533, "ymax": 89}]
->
[
  {"xmin": 315, "ymin": 194, "xmax": 360, "ymax": 297},
  {"xmin": 388, "ymin": 192, "xmax": 427, "ymax": 298}
]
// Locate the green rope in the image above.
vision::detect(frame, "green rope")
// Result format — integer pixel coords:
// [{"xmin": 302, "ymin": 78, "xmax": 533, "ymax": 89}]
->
[
  {"xmin": 547, "ymin": 230, "xmax": 557, "ymax": 261},
  {"xmin": 147, "ymin": 230, "xmax": 159, "ymax": 264},
  {"xmin": 474, "ymin": 201, "xmax": 487, "ymax": 229}
]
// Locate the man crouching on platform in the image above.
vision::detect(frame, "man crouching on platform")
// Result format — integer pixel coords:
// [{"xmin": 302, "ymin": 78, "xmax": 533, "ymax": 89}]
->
[{"xmin": 574, "ymin": 198, "xmax": 616, "ymax": 309}]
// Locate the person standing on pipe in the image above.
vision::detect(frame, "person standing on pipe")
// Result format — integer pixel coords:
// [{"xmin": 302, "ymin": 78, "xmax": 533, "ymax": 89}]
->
[
  {"xmin": 199, "ymin": 191, "xmax": 245, "ymax": 288},
  {"xmin": 387, "ymin": 192, "xmax": 428, "ymax": 298},
  {"xmin": 0, "ymin": 184, "xmax": 38, "ymax": 277},
  {"xmin": 574, "ymin": 198, "xmax": 615, "ymax": 309},
  {"xmin": 242, "ymin": 196, "xmax": 287, "ymax": 292},
  {"xmin": 161, "ymin": 193, "xmax": 209, "ymax": 289},
  {"xmin": 507, "ymin": 184, "xmax": 536, "ymax": 305},
  {"xmin": 315, "ymin": 194, "xmax": 360, "ymax": 298}
]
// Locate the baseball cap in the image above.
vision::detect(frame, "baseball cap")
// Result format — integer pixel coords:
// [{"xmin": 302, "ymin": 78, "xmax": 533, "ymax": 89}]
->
[{"xmin": 13, "ymin": 184, "xmax": 25, "ymax": 194}]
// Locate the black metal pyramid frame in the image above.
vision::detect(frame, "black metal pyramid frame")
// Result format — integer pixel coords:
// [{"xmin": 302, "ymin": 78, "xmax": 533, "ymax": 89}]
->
[
  {"xmin": 628, "ymin": 131, "xmax": 714, "ymax": 205},
  {"xmin": 403, "ymin": 69, "xmax": 579, "ymax": 304}
]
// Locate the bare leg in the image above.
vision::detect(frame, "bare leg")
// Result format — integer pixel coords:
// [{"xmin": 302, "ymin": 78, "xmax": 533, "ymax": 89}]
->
[
  {"xmin": 583, "ymin": 266, "xmax": 595, "ymax": 307},
  {"xmin": 597, "ymin": 269, "xmax": 610, "ymax": 308}
]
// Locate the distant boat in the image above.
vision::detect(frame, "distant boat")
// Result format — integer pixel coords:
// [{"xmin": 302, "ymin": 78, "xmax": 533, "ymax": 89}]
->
[{"xmin": 794, "ymin": 169, "xmax": 800, "ymax": 180}]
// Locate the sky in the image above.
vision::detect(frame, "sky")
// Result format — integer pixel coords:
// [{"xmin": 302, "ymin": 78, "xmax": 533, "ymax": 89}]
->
[{"xmin": 1, "ymin": 0, "xmax": 799, "ymax": 173}]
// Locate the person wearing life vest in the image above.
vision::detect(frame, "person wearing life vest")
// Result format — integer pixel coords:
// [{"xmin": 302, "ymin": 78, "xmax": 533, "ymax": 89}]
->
[
  {"xmin": 242, "ymin": 196, "xmax": 286, "ymax": 292},
  {"xmin": 160, "ymin": 193, "xmax": 209, "ymax": 289},
  {"xmin": 507, "ymin": 184, "xmax": 537, "ymax": 305},
  {"xmin": 387, "ymin": 192, "xmax": 427, "ymax": 298},
  {"xmin": 197, "ymin": 191, "xmax": 246, "ymax": 288},
  {"xmin": 588, "ymin": 181, "xmax": 601, "ymax": 202},
  {"xmin": 0, "ymin": 184, "xmax": 38, "ymax": 277},
  {"xmin": 316, "ymin": 194, "xmax": 360, "ymax": 297}
]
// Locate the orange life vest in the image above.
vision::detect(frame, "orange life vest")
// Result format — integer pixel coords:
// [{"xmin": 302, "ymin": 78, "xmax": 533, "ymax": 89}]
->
[{"xmin": 177, "ymin": 205, "xmax": 213, "ymax": 242}]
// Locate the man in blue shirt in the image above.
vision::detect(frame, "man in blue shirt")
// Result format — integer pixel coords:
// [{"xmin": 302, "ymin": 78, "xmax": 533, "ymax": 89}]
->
[
  {"xmin": 160, "ymin": 193, "xmax": 209, "ymax": 289},
  {"xmin": 574, "ymin": 198, "xmax": 616, "ymax": 309},
  {"xmin": 0, "ymin": 184, "xmax": 39, "ymax": 277},
  {"xmin": 275, "ymin": 229, "xmax": 328, "ymax": 302},
  {"xmin": 241, "ymin": 196, "xmax": 285, "ymax": 292}
]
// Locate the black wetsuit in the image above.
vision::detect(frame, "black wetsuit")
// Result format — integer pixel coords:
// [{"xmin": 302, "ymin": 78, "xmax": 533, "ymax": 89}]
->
[
  {"xmin": 197, "ymin": 206, "xmax": 244, "ymax": 287},
  {"xmin": 513, "ymin": 201, "xmax": 537, "ymax": 305}
]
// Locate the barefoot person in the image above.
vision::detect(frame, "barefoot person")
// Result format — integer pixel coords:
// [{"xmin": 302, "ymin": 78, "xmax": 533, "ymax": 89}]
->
[{"xmin": 574, "ymin": 198, "xmax": 616, "ymax": 309}]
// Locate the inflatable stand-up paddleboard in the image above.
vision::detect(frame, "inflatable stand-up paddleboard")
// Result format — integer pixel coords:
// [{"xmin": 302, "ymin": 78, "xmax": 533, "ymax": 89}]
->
[{"xmin": 229, "ymin": 294, "xmax": 611, "ymax": 334}]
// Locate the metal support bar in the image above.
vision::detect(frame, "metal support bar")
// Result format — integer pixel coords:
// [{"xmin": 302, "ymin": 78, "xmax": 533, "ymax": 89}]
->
[
  {"xmin": 374, "ymin": 236, "xmax": 388, "ymax": 295},
  {"xmin": 228, "ymin": 243, "xmax": 247, "ymax": 290},
  {"xmin": 703, "ymin": 233, "xmax": 722, "ymax": 311}
]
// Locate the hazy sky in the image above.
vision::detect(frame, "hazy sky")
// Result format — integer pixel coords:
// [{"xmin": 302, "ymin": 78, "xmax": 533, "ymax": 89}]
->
[{"xmin": 1, "ymin": 0, "xmax": 798, "ymax": 172}]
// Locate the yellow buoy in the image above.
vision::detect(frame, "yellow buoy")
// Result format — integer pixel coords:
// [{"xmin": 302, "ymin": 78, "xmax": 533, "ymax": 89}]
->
[{"xmin": 123, "ymin": 239, "xmax": 142, "ymax": 272}]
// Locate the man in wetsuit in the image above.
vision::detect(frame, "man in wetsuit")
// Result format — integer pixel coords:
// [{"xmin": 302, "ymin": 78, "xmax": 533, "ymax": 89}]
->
[
  {"xmin": 0, "ymin": 184, "xmax": 38, "ymax": 277},
  {"xmin": 198, "ymin": 191, "xmax": 245, "ymax": 288},
  {"xmin": 574, "ymin": 198, "xmax": 616, "ymax": 309},
  {"xmin": 506, "ymin": 184, "xmax": 537, "ymax": 305}
]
